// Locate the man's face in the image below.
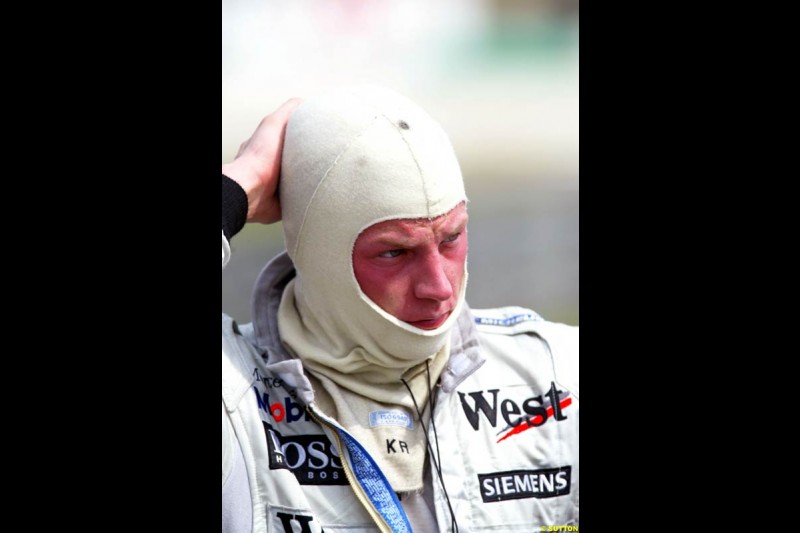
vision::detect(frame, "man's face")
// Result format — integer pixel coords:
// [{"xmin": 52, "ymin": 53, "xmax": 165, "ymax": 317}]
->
[{"xmin": 352, "ymin": 203, "xmax": 468, "ymax": 330}]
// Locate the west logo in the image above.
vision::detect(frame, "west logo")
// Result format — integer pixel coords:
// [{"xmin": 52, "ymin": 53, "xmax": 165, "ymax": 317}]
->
[
  {"xmin": 457, "ymin": 382, "xmax": 572, "ymax": 442},
  {"xmin": 262, "ymin": 423, "xmax": 347, "ymax": 485},
  {"xmin": 275, "ymin": 511, "xmax": 324, "ymax": 533},
  {"xmin": 255, "ymin": 388, "xmax": 311, "ymax": 424},
  {"xmin": 478, "ymin": 466, "xmax": 571, "ymax": 502}
]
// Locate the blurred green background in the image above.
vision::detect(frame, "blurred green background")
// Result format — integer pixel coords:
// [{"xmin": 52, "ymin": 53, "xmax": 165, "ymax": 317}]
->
[{"xmin": 222, "ymin": 0, "xmax": 579, "ymax": 326}]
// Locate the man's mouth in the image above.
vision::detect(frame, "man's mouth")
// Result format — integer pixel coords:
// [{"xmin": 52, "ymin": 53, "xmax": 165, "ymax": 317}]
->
[{"xmin": 406, "ymin": 311, "xmax": 451, "ymax": 330}]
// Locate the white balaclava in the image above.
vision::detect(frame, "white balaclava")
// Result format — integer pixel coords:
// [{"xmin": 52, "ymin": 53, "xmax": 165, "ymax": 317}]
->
[{"xmin": 276, "ymin": 86, "xmax": 467, "ymax": 491}]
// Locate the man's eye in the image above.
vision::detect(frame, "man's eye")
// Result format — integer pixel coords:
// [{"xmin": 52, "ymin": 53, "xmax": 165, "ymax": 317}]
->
[
  {"xmin": 443, "ymin": 233, "xmax": 460, "ymax": 244},
  {"xmin": 379, "ymin": 250, "xmax": 403, "ymax": 258}
]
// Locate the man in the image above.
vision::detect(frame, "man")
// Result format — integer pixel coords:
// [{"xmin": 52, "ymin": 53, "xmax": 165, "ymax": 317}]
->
[{"xmin": 222, "ymin": 86, "xmax": 578, "ymax": 533}]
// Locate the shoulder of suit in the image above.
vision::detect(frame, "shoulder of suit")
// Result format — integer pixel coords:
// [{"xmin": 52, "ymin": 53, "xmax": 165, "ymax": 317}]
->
[
  {"xmin": 222, "ymin": 313, "xmax": 262, "ymax": 410},
  {"xmin": 222, "ymin": 313, "xmax": 256, "ymax": 340},
  {"xmin": 471, "ymin": 307, "xmax": 579, "ymax": 389},
  {"xmin": 222, "ymin": 313, "xmax": 260, "ymax": 361},
  {"xmin": 471, "ymin": 306, "xmax": 577, "ymax": 336}
]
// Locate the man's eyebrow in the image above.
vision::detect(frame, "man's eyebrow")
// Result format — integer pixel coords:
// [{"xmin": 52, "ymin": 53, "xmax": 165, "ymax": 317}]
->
[
  {"xmin": 451, "ymin": 216, "xmax": 469, "ymax": 230},
  {"xmin": 370, "ymin": 221, "xmax": 467, "ymax": 246},
  {"xmin": 441, "ymin": 214, "xmax": 468, "ymax": 234},
  {"xmin": 370, "ymin": 234, "xmax": 416, "ymax": 248},
  {"xmin": 362, "ymin": 209, "xmax": 468, "ymax": 245}
]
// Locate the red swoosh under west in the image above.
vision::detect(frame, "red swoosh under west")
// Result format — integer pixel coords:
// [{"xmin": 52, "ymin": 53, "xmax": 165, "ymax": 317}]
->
[{"xmin": 496, "ymin": 397, "xmax": 573, "ymax": 443}]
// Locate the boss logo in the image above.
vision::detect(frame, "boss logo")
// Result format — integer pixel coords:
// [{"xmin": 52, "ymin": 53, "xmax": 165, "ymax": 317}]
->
[
  {"xmin": 264, "ymin": 425, "xmax": 289, "ymax": 471},
  {"xmin": 262, "ymin": 423, "xmax": 347, "ymax": 485}
]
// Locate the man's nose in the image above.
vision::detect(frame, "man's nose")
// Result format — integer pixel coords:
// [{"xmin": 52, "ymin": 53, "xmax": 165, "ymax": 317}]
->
[{"xmin": 414, "ymin": 253, "xmax": 453, "ymax": 302}]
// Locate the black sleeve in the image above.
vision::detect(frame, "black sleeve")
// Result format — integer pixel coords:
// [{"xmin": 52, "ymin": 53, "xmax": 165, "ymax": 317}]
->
[{"xmin": 222, "ymin": 174, "xmax": 248, "ymax": 242}]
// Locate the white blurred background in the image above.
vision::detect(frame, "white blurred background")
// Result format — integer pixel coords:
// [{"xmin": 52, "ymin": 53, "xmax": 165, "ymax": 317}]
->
[{"xmin": 222, "ymin": 0, "xmax": 579, "ymax": 325}]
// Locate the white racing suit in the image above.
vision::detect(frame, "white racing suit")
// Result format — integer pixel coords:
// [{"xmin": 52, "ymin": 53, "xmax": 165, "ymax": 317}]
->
[{"xmin": 223, "ymin": 238, "xmax": 579, "ymax": 532}]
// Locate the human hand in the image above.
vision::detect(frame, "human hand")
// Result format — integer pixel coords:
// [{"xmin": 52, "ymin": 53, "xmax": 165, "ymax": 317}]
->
[{"xmin": 222, "ymin": 98, "xmax": 303, "ymax": 224}]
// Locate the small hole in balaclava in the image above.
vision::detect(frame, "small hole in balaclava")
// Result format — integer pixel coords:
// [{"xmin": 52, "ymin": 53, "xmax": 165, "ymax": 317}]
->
[{"xmin": 398, "ymin": 120, "xmax": 410, "ymax": 130}]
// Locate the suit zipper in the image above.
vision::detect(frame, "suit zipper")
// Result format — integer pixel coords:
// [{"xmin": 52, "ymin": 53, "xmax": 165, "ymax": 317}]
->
[{"xmin": 307, "ymin": 407, "xmax": 393, "ymax": 533}]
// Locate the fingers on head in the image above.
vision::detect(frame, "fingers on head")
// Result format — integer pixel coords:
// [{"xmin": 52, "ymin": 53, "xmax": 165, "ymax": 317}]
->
[{"xmin": 270, "ymin": 98, "xmax": 303, "ymax": 124}]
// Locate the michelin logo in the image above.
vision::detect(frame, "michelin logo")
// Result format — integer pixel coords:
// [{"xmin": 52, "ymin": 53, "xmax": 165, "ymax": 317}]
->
[
  {"xmin": 369, "ymin": 410, "xmax": 414, "ymax": 430},
  {"xmin": 478, "ymin": 466, "xmax": 571, "ymax": 503},
  {"xmin": 474, "ymin": 312, "xmax": 542, "ymax": 326}
]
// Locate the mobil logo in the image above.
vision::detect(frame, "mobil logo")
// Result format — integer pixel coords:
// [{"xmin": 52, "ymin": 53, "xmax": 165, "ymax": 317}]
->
[{"xmin": 254, "ymin": 389, "xmax": 311, "ymax": 424}]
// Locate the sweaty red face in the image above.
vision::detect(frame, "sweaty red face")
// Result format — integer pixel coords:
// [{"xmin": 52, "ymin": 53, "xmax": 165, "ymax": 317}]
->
[{"xmin": 352, "ymin": 203, "xmax": 468, "ymax": 330}]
